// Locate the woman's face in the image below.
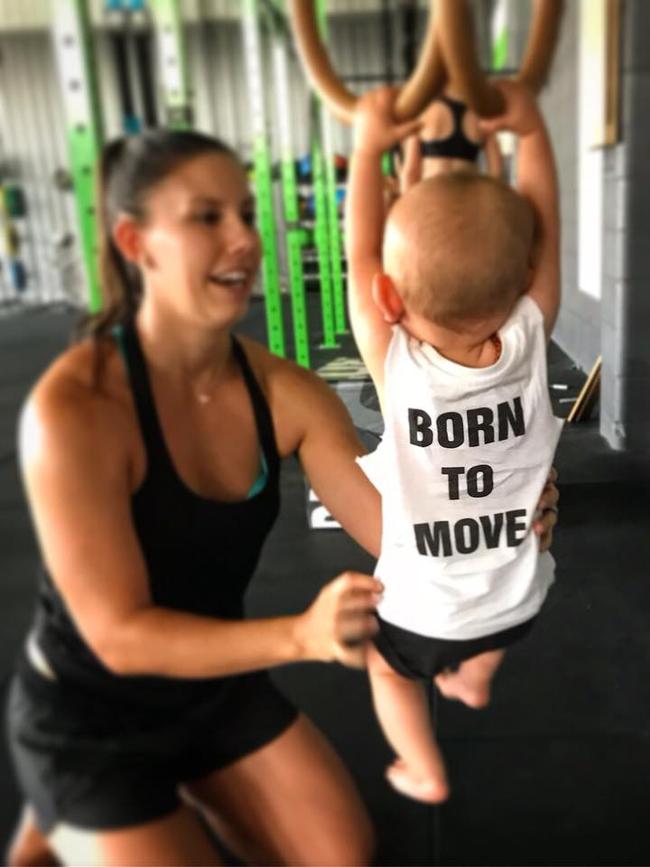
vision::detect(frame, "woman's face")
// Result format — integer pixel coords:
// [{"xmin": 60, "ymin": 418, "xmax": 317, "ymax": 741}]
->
[{"xmin": 135, "ymin": 151, "xmax": 262, "ymax": 328}]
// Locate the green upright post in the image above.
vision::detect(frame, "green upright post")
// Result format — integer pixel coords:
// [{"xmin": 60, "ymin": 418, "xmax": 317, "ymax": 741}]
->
[
  {"xmin": 325, "ymin": 143, "xmax": 346, "ymax": 335},
  {"xmin": 148, "ymin": 0, "xmax": 192, "ymax": 129},
  {"xmin": 311, "ymin": 125, "xmax": 338, "ymax": 349},
  {"xmin": 53, "ymin": 0, "xmax": 104, "ymax": 313},
  {"xmin": 315, "ymin": 0, "xmax": 347, "ymax": 336},
  {"xmin": 491, "ymin": 0, "xmax": 509, "ymax": 71},
  {"xmin": 242, "ymin": 0, "xmax": 285, "ymax": 357},
  {"xmin": 272, "ymin": 33, "xmax": 310, "ymax": 367}
]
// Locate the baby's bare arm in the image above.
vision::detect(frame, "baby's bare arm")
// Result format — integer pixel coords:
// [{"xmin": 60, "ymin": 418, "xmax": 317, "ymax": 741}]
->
[
  {"xmin": 346, "ymin": 88, "xmax": 420, "ymax": 387},
  {"xmin": 480, "ymin": 81, "xmax": 560, "ymax": 338}
]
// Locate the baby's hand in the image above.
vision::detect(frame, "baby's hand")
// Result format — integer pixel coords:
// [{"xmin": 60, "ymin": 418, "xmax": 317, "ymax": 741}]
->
[
  {"xmin": 353, "ymin": 86, "xmax": 421, "ymax": 156},
  {"xmin": 478, "ymin": 79, "xmax": 543, "ymax": 138}
]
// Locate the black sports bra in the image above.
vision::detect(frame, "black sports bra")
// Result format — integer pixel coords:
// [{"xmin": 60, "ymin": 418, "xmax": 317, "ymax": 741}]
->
[{"xmin": 419, "ymin": 95, "xmax": 482, "ymax": 163}]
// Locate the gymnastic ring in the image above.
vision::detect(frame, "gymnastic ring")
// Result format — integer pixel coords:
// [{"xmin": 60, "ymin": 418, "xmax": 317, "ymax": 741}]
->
[
  {"xmin": 436, "ymin": 0, "xmax": 564, "ymax": 117},
  {"xmin": 518, "ymin": 0, "xmax": 565, "ymax": 92},
  {"xmin": 287, "ymin": 0, "xmax": 444, "ymax": 125}
]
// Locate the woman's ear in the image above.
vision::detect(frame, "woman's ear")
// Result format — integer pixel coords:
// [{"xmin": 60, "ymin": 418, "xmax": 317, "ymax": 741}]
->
[
  {"xmin": 372, "ymin": 272, "xmax": 404, "ymax": 323},
  {"xmin": 112, "ymin": 215, "xmax": 142, "ymax": 265}
]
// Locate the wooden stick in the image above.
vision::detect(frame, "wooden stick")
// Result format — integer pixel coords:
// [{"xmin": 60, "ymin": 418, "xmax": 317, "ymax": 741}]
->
[{"xmin": 567, "ymin": 356, "xmax": 602, "ymax": 423}]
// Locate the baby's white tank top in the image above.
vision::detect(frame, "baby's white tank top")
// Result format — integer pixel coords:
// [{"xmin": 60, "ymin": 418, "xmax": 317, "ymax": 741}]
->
[{"xmin": 358, "ymin": 295, "xmax": 564, "ymax": 640}]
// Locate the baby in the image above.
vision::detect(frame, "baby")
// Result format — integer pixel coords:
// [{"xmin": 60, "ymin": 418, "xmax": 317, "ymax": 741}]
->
[{"xmin": 345, "ymin": 80, "xmax": 563, "ymax": 803}]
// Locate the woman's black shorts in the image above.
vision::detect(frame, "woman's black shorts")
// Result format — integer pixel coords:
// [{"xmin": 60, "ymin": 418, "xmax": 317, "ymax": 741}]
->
[
  {"xmin": 374, "ymin": 614, "xmax": 537, "ymax": 680},
  {"xmin": 5, "ymin": 655, "xmax": 298, "ymax": 834}
]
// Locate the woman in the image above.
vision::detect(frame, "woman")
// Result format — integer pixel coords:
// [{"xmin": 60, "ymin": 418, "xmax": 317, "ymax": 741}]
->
[
  {"xmin": 5, "ymin": 129, "xmax": 558, "ymax": 866},
  {"xmin": 397, "ymin": 86, "xmax": 504, "ymax": 194}
]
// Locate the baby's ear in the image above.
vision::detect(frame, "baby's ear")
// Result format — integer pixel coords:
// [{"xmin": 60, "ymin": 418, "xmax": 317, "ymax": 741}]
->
[{"xmin": 372, "ymin": 272, "xmax": 404, "ymax": 323}]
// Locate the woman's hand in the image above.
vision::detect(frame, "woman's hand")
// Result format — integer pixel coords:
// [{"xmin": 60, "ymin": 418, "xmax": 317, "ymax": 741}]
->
[
  {"xmin": 534, "ymin": 468, "xmax": 559, "ymax": 552},
  {"xmin": 294, "ymin": 572, "xmax": 384, "ymax": 669},
  {"xmin": 477, "ymin": 78, "xmax": 543, "ymax": 138}
]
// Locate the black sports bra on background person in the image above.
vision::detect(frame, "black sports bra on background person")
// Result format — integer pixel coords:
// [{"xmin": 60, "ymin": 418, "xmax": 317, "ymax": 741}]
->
[
  {"xmin": 419, "ymin": 95, "xmax": 482, "ymax": 163},
  {"xmin": 24, "ymin": 322, "xmax": 281, "ymax": 711}
]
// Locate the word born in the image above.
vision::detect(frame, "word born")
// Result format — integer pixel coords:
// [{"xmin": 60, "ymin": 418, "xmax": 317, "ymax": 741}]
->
[{"xmin": 409, "ymin": 397, "xmax": 525, "ymax": 449}]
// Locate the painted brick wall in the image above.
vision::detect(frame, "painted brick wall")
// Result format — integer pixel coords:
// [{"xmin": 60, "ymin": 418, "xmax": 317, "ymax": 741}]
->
[{"xmin": 600, "ymin": 0, "xmax": 650, "ymax": 450}]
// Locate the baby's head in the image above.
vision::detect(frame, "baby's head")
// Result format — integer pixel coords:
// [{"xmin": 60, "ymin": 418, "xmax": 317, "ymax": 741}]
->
[{"xmin": 383, "ymin": 173, "xmax": 534, "ymax": 333}]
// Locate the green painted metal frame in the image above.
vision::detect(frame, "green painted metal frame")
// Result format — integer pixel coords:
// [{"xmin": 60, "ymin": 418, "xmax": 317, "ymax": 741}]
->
[
  {"xmin": 243, "ymin": 0, "xmax": 286, "ymax": 357},
  {"xmin": 148, "ymin": 0, "xmax": 192, "ymax": 129},
  {"xmin": 54, "ymin": 0, "xmax": 104, "ymax": 313},
  {"xmin": 311, "ymin": 0, "xmax": 338, "ymax": 349},
  {"xmin": 315, "ymin": 0, "xmax": 347, "ymax": 337},
  {"xmin": 311, "ymin": 123, "xmax": 337, "ymax": 349},
  {"xmin": 272, "ymin": 27, "xmax": 311, "ymax": 368},
  {"xmin": 282, "ymin": 168, "xmax": 310, "ymax": 366}
]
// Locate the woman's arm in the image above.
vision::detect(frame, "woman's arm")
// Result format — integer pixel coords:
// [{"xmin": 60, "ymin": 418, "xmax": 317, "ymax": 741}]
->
[
  {"xmin": 20, "ymin": 378, "xmax": 381, "ymax": 677},
  {"xmin": 483, "ymin": 133, "xmax": 504, "ymax": 180}
]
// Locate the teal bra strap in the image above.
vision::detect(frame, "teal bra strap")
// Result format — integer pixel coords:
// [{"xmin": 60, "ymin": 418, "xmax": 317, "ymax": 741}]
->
[
  {"xmin": 112, "ymin": 323, "xmax": 128, "ymax": 365},
  {"xmin": 246, "ymin": 451, "xmax": 268, "ymax": 499},
  {"xmin": 114, "ymin": 323, "xmax": 268, "ymax": 500}
]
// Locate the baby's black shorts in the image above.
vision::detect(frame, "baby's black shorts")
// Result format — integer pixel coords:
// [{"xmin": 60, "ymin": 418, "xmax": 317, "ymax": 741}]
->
[{"xmin": 374, "ymin": 614, "xmax": 537, "ymax": 680}]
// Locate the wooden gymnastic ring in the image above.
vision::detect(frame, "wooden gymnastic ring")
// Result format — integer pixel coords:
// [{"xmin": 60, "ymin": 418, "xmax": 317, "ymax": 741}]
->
[
  {"xmin": 437, "ymin": 0, "xmax": 564, "ymax": 117},
  {"xmin": 393, "ymin": 6, "xmax": 445, "ymax": 121},
  {"xmin": 436, "ymin": 0, "xmax": 505, "ymax": 117},
  {"xmin": 287, "ymin": 0, "xmax": 443, "ymax": 124},
  {"xmin": 518, "ymin": 0, "xmax": 564, "ymax": 92}
]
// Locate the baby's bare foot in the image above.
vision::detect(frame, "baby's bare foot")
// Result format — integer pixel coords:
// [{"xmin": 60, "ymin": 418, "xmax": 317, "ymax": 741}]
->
[
  {"xmin": 385, "ymin": 759, "xmax": 449, "ymax": 803},
  {"xmin": 435, "ymin": 671, "xmax": 490, "ymax": 709}
]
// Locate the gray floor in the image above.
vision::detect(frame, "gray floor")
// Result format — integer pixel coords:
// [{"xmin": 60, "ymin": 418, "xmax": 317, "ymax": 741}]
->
[{"xmin": 1, "ymin": 304, "xmax": 650, "ymax": 865}]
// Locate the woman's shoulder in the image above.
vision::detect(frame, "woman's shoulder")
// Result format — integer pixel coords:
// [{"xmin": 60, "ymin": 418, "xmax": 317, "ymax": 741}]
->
[{"xmin": 21, "ymin": 338, "xmax": 134, "ymax": 466}]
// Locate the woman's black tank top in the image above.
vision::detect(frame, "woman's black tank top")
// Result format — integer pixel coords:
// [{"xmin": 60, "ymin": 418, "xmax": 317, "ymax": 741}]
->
[{"xmin": 30, "ymin": 322, "xmax": 281, "ymax": 711}]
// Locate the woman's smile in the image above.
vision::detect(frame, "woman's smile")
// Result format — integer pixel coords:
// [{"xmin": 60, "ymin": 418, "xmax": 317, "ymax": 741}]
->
[{"xmin": 206, "ymin": 265, "xmax": 255, "ymax": 300}]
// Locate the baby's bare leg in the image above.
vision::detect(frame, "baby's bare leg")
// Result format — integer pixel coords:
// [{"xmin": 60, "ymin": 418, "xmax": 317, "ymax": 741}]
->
[
  {"xmin": 435, "ymin": 649, "xmax": 505, "ymax": 709},
  {"xmin": 367, "ymin": 643, "xmax": 449, "ymax": 803}
]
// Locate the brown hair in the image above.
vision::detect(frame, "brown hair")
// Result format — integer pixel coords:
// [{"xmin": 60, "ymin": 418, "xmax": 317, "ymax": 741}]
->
[{"xmin": 75, "ymin": 128, "xmax": 237, "ymax": 343}]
